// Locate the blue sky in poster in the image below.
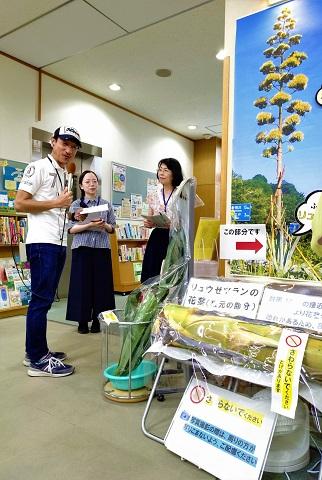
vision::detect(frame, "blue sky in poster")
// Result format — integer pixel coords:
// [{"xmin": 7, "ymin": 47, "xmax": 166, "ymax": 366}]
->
[{"xmin": 234, "ymin": 0, "xmax": 322, "ymax": 197}]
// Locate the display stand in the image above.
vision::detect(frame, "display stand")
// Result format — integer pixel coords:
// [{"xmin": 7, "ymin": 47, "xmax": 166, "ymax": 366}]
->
[
  {"xmin": 100, "ymin": 310, "xmax": 157, "ymax": 403},
  {"xmin": 141, "ymin": 277, "xmax": 322, "ymax": 479}
]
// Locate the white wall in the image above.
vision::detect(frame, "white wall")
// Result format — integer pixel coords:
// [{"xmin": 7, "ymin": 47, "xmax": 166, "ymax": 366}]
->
[{"xmin": 0, "ymin": 55, "xmax": 193, "ymax": 200}]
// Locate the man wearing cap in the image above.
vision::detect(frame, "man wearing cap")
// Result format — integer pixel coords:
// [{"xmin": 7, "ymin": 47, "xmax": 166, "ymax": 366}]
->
[{"xmin": 15, "ymin": 126, "xmax": 82, "ymax": 377}]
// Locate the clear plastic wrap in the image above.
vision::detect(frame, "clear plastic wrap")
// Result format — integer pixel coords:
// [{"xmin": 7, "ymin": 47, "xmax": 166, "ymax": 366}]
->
[
  {"xmin": 154, "ymin": 303, "xmax": 322, "ymax": 382},
  {"xmin": 149, "ymin": 302, "xmax": 322, "ymax": 440},
  {"xmin": 104, "ymin": 178, "xmax": 196, "ymax": 376}
]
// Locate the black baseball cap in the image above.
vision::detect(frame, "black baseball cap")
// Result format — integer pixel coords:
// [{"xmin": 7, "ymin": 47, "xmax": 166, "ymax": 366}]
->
[{"xmin": 53, "ymin": 126, "xmax": 82, "ymax": 147}]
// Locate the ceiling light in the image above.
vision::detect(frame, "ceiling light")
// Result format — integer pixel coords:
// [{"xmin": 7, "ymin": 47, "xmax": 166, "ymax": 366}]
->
[
  {"xmin": 108, "ymin": 83, "xmax": 121, "ymax": 91},
  {"xmin": 155, "ymin": 69, "xmax": 172, "ymax": 78},
  {"xmin": 188, "ymin": 125, "xmax": 197, "ymax": 130}
]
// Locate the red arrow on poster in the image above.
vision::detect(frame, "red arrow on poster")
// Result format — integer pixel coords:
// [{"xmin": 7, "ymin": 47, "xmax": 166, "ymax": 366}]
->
[{"xmin": 236, "ymin": 238, "xmax": 263, "ymax": 254}]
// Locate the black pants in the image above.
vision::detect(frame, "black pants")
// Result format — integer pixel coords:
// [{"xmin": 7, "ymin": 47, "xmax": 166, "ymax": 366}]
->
[
  {"xmin": 141, "ymin": 228, "xmax": 169, "ymax": 283},
  {"xmin": 66, "ymin": 247, "xmax": 115, "ymax": 325}
]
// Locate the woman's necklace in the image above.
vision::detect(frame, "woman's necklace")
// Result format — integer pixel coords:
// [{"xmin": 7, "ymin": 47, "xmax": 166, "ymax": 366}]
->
[{"xmin": 162, "ymin": 187, "xmax": 174, "ymax": 212}]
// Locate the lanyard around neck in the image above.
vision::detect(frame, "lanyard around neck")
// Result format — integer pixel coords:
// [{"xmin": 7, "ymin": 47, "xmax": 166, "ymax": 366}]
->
[
  {"xmin": 162, "ymin": 188, "xmax": 174, "ymax": 212},
  {"xmin": 47, "ymin": 155, "xmax": 65, "ymax": 191}
]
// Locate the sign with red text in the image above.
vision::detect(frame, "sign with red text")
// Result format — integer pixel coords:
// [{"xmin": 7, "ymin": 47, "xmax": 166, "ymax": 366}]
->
[
  {"xmin": 271, "ymin": 329, "xmax": 308, "ymax": 419},
  {"xmin": 220, "ymin": 224, "xmax": 266, "ymax": 261}
]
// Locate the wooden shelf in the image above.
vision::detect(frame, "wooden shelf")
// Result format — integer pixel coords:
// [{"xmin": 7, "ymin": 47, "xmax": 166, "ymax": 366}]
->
[
  {"xmin": 110, "ymin": 232, "xmax": 148, "ymax": 293},
  {"xmin": 0, "ymin": 211, "xmax": 27, "ymax": 217},
  {"xmin": 119, "ymin": 260, "xmax": 143, "ymax": 264},
  {"xmin": 0, "ymin": 305, "xmax": 28, "ymax": 319}
]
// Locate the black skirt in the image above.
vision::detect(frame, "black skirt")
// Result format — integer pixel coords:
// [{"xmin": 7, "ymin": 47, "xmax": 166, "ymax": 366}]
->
[
  {"xmin": 66, "ymin": 247, "xmax": 115, "ymax": 324},
  {"xmin": 141, "ymin": 228, "xmax": 169, "ymax": 283}
]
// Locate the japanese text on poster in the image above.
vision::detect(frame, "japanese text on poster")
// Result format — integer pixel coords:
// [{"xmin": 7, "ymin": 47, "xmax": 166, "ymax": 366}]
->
[
  {"xmin": 219, "ymin": 224, "xmax": 266, "ymax": 261},
  {"xmin": 271, "ymin": 329, "xmax": 308, "ymax": 418},
  {"xmin": 257, "ymin": 289, "xmax": 322, "ymax": 333},
  {"xmin": 183, "ymin": 278, "xmax": 264, "ymax": 319},
  {"xmin": 165, "ymin": 378, "xmax": 276, "ymax": 480}
]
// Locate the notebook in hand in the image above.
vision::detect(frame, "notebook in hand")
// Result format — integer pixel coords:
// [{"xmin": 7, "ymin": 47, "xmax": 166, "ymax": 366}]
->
[{"xmin": 141, "ymin": 212, "xmax": 170, "ymax": 228}]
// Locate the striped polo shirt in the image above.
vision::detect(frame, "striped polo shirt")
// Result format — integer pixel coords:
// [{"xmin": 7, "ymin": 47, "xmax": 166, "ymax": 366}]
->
[{"xmin": 68, "ymin": 197, "xmax": 116, "ymax": 250}]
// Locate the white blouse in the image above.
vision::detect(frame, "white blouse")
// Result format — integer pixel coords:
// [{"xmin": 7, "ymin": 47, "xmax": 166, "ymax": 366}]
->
[{"xmin": 148, "ymin": 183, "xmax": 177, "ymax": 221}]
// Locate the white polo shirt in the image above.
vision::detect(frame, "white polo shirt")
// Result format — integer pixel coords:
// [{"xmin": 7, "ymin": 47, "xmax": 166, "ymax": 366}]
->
[{"xmin": 18, "ymin": 155, "xmax": 68, "ymax": 246}]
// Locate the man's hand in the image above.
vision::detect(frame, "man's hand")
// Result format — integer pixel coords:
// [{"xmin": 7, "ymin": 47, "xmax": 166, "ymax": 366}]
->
[
  {"xmin": 74, "ymin": 208, "xmax": 87, "ymax": 221},
  {"xmin": 55, "ymin": 188, "xmax": 73, "ymax": 209}
]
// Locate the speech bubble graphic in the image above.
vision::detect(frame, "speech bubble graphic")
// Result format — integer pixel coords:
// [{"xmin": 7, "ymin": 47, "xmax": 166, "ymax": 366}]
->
[{"xmin": 293, "ymin": 190, "xmax": 322, "ymax": 235}]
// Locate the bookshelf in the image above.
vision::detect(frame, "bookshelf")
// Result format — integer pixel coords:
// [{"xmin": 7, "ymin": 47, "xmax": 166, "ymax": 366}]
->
[
  {"xmin": 0, "ymin": 212, "xmax": 29, "ymax": 318},
  {"xmin": 110, "ymin": 220, "xmax": 149, "ymax": 294}
]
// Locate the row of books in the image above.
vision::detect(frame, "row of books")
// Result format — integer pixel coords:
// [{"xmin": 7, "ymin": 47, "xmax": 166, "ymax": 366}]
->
[
  {"xmin": 118, "ymin": 244, "xmax": 146, "ymax": 262},
  {"xmin": 116, "ymin": 223, "xmax": 150, "ymax": 240},
  {"xmin": 0, "ymin": 258, "xmax": 31, "ymax": 308},
  {"xmin": 0, "ymin": 216, "xmax": 27, "ymax": 244},
  {"xmin": 0, "ymin": 280, "xmax": 31, "ymax": 308}
]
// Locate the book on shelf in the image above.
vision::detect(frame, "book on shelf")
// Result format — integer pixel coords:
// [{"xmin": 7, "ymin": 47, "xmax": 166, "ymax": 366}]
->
[
  {"xmin": 0, "ymin": 285, "xmax": 9, "ymax": 308},
  {"xmin": 0, "ymin": 215, "xmax": 27, "ymax": 244},
  {"xmin": 133, "ymin": 262, "xmax": 142, "ymax": 282},
  {"xmin": 16, "ymin": 284, "xmax": 31, "ymax": 306},
  {"xmin": 116, "ymin": 223, "xmax": 149, "ymax": 240},
  {"xmin": 5, "ymin": 267, "xmax": 21, "ymax": 282},
  {"xmin": 8, "ymin": 289, "xmax": 22, "ymax": 307},
  {"xmin": 118, "ymin": 244, "xmax": 145, "ymax": 262},
  {"xmin": 0, "ymin": 258, "xmax": 16, "ymax": 282}
]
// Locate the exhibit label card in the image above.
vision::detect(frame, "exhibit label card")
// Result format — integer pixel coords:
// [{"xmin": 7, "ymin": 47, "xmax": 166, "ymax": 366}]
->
[{"xmin": 165, "ymin": 378, "xmax": 276, "ymax": 480}]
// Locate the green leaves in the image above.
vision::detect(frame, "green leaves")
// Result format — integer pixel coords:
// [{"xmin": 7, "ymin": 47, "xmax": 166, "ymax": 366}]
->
[{"xmin": 115, "ymin": 228, "xmax": 188, "ymax": 377}]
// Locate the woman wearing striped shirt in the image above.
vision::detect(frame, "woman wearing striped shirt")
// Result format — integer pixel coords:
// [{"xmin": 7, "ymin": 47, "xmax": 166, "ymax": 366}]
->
[{"xmin": 66, "ymin": 170, "xmax": 116, "ymax": 334}]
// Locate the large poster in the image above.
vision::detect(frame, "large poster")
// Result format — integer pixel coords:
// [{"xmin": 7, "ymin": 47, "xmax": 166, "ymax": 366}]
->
[
  {"xmin": 233, "ymin": 0, "xmax": 322, "ymax": 281},
  {"xmin": 0, "ymin": 159, "xmax": 27, "ymax": 210}
]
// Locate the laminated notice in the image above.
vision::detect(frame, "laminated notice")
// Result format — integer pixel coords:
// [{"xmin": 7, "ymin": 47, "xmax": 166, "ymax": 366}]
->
[
  {"xmin": 271, "ymin": 329, "xmax": 308, "ymax": 418},
  {"xmin": 100, "ymin": 310, "xmax": 119, "ymax": 325}
]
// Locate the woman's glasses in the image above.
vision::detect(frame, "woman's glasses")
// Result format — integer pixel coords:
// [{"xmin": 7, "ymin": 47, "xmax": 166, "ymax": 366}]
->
[{"xmin": 83, "ymin": 179, "xmax": 98, "ymax": 185}]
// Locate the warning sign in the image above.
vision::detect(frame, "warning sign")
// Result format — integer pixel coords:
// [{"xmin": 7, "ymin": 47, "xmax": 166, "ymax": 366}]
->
[
  {"xmin": 165, "ymin": 378, "xmax": 277, "ymax": 480},
  {"xmin": 190, "ymin": 385, "xmax": 205, "ymax": 403},
  {"xmin": 285, "ymin": 334, "xmax": 302, "ymax": 348},
  {"xmin": 271, "ymin": 329, "xmax": 308, "ymax": 418}
]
